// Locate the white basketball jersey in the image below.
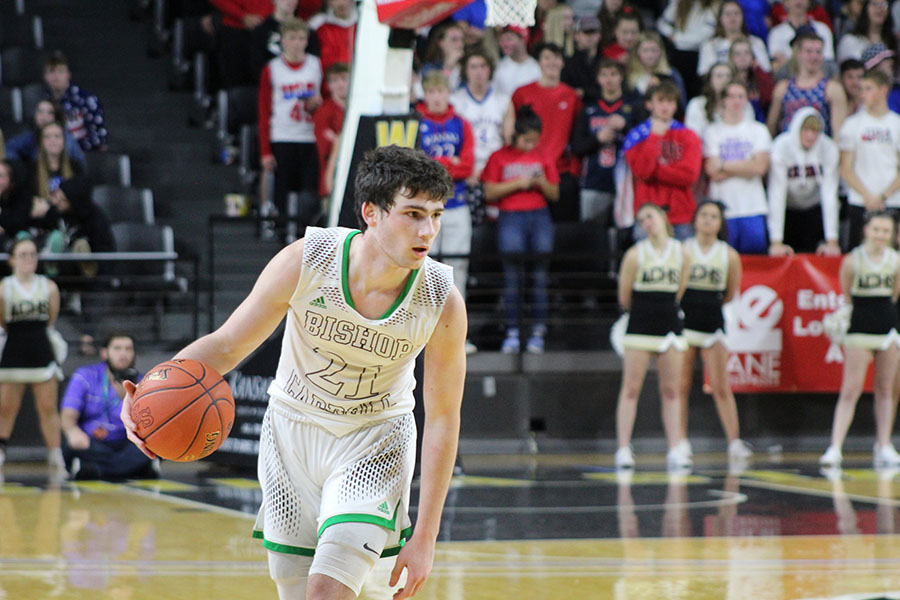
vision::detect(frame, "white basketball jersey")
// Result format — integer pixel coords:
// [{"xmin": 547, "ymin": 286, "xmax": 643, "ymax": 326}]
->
[
  {"xmin": 632, "ymin": 239, "xmax": 682, "ymax": 294},
  {"xmin": 268, "ymin": 55, "xmax": 322, "ymax": 144},
  {"xmin": 267, "ymin": 227, "xmax": 454, "ymax": 436},
  {"xmin": 2, "ymin": 275, "xmax": 51, "ymax": 323},
  {"xmin": 450, "ymin": 87, "xmax": 510, "ymax": 170},
  {"xmin": 850, "ymin": 245, "xmax": 898, "ymax": 297},
  {"xmin": 684, "ymin": 238, "xmax": 728, "ymax": 292}
]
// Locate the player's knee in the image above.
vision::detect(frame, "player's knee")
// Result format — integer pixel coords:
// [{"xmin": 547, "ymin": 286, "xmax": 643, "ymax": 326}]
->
[
  {"xmin": 267, "ymin": 550, "xmax": 311, "ymax": 599},
  {"xmin": 308, "ymin": 523, "xmax": 389, "ymax": 596}
]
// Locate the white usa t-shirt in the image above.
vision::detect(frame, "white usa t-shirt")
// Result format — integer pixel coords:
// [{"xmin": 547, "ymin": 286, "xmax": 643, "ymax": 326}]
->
[
  {"xmin": 703, "ymin": 119, "xmax": 772, "ymax": 218},
  {"xmin": 450, "ymin": 86, "xmax": 510, "ymax": 171},
  {"xmin": 838, "ymin": 110, "xmax": 900, "ymax": 208}
]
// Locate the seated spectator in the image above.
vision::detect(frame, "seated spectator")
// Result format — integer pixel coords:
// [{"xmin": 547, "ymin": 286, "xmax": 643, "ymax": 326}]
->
[
  {"xmin": 482, "ymin": 106, "xmax": 559, "ymax": 354},
  {"xmin": 313, "ymin": 62, "xmax": 348, "ymax": 198},
  {"xmin": 861, "ymin": 43, "xmax": 900, "ymax": 114},
  {"xmin": 839, "ymin": 0, "xmax": 865, "ymax": 38},
  {"xmin": 837, "ymin": 0, "xmax": 896, "ymax": 63},
  {"xmin": 571, "ymin": 58, "xmax": 639, "ymax": 226},
  {"xmin": 767, "ymin": 107, "xmax": 840, "ymax": 256},
  {"xmin": 602, "ymin": 11, "xmax": 642, "ymax": 63},
  {"xmin": 42, "ymin": 51, "xmax": 108, "ymax": 152},
  {"xmin": 703, "ymin": 80, "xmax": 772, "ymax": 254},
  {"xmin": 60, "ymin": 331, "xmax": 157, "ymax": 480},
  {"xmin": 624, "ymin": 80, "xmax": 702, "ymax": 241},
  {"xmin": 769, "ymin": 0, "xmax": 833, "ymax": 30},
  {"xmin": 767, "ymin": 0, "xmax": 834, "ymax": 74},
  {"xmin": 562, "ymin": 16, "xmax": 603, "ymax": 96},
  {"xmin": 627, "ymin": 32, "xmax": 687, "ymax": 105},
  {"xmin": 840, "ymin": 58, "xmax": 865, "ymax": 114},
  {"xmin": 494, "ymin": 26, "xmax": 541, "ymax": 96},
  {"xmin": 767, "ymin": 30, "xmax": 847, "ymax": 137},
  {"xmin": 415, "ymin": 71, "xmax": 475, "ymax": 320},
  {"xmin": 656, "ymin": 0, "xmax": 719, "ymax": 97},
  {"xmin": 697, "ymin": 0, "xmax": 771, "ymax": 75},
  {"xmin": 508, "ymin": 42, "xmax": 581, "ymax": 220},
  {"xmin": 309, "ymin": 0, "xmax": 357, "ymax": 81},
  {"xmin": 420, "ymin": 22, "xmax": 466, "ymax": 92},
  {"xmin": 729, "ymin": 36, "xmax": 774, "ymax": 122},
  {"xmin": 838, "ymin": 68, "xmax": 900, "ymax": 250},
  {"xmin": 5, "ymin": 100, "xmax": 86, "ymax": 170},
  {"xmin": 685, "ymin": 62, "xmax": 753, "ymax": 139},
  {"xmin": 598, "ymin": 0, "xmax": 635, "ymax": 50},
  {"xmin": 0, "ymin": 160, "xmax": 31, "ymax": 248},
  {"xmin": 27, "ymin": 122, "xmax": 84, "ymax": 202},
  {"xmin": 250, "ymin": 0, "xmax": 302, "ymax": 77},
  {"xmin": 258, "ymin": 18, "xmax": 322, "ymax": 240}
]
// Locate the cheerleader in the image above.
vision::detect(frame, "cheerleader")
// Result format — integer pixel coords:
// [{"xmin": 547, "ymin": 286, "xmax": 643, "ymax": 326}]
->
[
  {"xmin": 0, "ymin": 237, "xmax": 64, "ymax": 471},
  {"xmin": 679, "ymin": 200, "xmax": 752, "ymax": 463},
  {"xmin": 821, "ymin": 211, "xmax": 900, "ymax": 467},
  {"xmin": 615, "ymin": 203, "xmax": 691, "ymax": 470}
]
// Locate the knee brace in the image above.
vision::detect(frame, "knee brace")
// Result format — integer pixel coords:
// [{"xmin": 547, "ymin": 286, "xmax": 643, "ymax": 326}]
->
[
  {"xmin": 308, "ymin": 522, "xmax": 390, "ymax": 596},
  {"xmin": 268, "ymin": 550, "xmax": 312, "ymax": 599}
]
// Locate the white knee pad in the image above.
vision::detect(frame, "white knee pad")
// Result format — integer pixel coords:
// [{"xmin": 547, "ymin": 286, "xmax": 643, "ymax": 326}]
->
[
  {"xmin": 268, "ymin": 550, "xmax": 312, "ymax": 599},
  {"xmin": 308, "ymin": 523, "xmax": 390, "ymax": 596}
]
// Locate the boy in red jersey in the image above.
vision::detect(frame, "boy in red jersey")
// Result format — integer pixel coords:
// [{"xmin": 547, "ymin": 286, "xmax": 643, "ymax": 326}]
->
[
  {"xmin": 623, "ymin": 80, "xmax": 702, "ymax": 241},
  {"xmin": 313, "ymin": 62, "xmax": 349, "ymax": 197}
]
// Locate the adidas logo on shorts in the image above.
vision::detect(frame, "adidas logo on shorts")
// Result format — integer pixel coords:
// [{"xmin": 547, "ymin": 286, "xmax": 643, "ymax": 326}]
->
[
  {"xmin": 309, "ymin": 296, "xmax": 327, "ymax": 309},
  {"xmin": 377, "ymin": 501, "xmax": 390, "ymax": 515}
]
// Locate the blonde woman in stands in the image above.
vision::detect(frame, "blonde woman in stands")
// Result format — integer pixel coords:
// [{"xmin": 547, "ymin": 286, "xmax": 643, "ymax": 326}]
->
[
  {"xmin": 614, "ymin": 202, "xmax": 691, "ymax": 471},
  {"xmin": 696, "ymin": 0, "xmax": 771, "ymax": 75},
  {"xmin": 626, "ymin": 32, "xmax": 687, "ymax": 105},
  {"xmin": 820, "ymin": 210, "xmax": 900, "ymax": 468},
  {"xmin": 679, "ymin": 200, "xmax": 751, "ymax": 465},
  {"xmin": 29, "ymin": 122, "xmax": 83, "ymax": 201}
]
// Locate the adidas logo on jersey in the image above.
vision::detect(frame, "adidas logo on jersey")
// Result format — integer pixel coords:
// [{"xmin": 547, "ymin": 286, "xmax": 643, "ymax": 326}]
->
[
  {"xmin": 309, "ymin": 296, "xmax": 327, "ymax": 309},
  {"xmin": 377, "ymin": 501, "xmax": 390, "ymax": 515}
]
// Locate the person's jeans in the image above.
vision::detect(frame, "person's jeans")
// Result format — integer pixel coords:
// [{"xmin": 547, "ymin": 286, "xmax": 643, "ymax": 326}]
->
[{"xmin": 497, "ymin": 208, "xmax": 554, "ymax": 331}]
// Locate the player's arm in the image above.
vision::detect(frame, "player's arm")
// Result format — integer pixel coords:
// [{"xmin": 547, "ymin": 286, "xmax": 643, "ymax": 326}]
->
[
  {"xmin": 617, "ymin": 246, "xmax": 638, "ymax": 312},
  {"xmin": 839, "ymin": 253, "xmax": 854, "ymax": 303},
  {"xmin": 390, "ymin": 287, "xmax": 466, "ymax": 600},
  {"xmin": 892, "ymin": 255, "xmax": 900, "ymax": 304},
  {"xmin": 676, "ymin": 247, "xmax": 691, "ymax": 302},
  {"xmin": 47, "ymin": 279, "xmax": 60, "ymax": 327},
  {"xmin": 121, "ymin": 240, "xmax": 306, "ymax": 457},
  {"xmin": 0, "ymin": 282, "xmax": 6, "ymax": 332},
  {"xmin": 724, "ymin": 247, "xmax": 742, "ymax": 304},
  {"xmin": 766, "ymin": 80, "xmax": 788, "ymax": 136}
]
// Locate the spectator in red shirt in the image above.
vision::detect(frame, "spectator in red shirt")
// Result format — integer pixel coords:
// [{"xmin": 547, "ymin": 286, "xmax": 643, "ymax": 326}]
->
[
  {"xmin": 309, "ymin": 0, "xmax": 356, "ymax": 94},
  {"xmin": 623, "ymin": 80, "xmax": 703, "ymax": 240},
  {"xmin": 313, "ymin": 62, "xmax": 349, "ymax": 198},
  {"xmin": 483, "ymin": 106, "xmax": 559, "ymax": 354},
  {"xmin": 210, "ymin": 0, "xmax": 274, "ymax": 87},
  {"xmin": 507, "ymin": 42, "xmax": 581, "ymax": 220}
]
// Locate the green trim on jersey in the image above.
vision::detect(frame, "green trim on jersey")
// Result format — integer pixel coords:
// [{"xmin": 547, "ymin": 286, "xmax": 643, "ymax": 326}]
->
[{"xmin": 340, "ymin": 229, "xmax": 420, "ymax": 320}]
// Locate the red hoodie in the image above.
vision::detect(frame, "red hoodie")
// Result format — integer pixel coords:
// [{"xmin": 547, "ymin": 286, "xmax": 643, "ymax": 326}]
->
[{"xmin": 210, "ymin": 0, "xmax": 272, "ymax": 29}]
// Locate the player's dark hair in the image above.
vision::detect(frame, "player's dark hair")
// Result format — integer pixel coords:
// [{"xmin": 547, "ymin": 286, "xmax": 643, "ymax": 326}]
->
[
  {"xmin": 693, "ymin": 199, "xmax": 729, "ymax": 241},
  {"xmin": 354, "ymin": 145, "xmax": 453, "ymax": 231},
  {"xmin": 840, "ymin": 58, "xmax": 865, "ymax": 75},
  {"xmin": 103, "ymin": 330, "xmax": 135, "ymax": 349},
  {"xmin": 512, "ymin": 104, "xmax": 542, "ymax": 142}
]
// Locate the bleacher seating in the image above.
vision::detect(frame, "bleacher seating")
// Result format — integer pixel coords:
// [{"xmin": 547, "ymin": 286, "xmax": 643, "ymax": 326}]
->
[
  {"xmin": 0, "ymin": 46, "xmax": 49, "ymax": 86},
  {"xmin": 19, "ymin": 81, "xmax": 42, "ymax": 122},
  {"xmin": 92, "ymin": 185, "xmax": 155, "ymax": 224},
  {"xmin": 0, "ymin": 85, "xmax": 23, "ymax": 128},
  {"xmin": 0, "ymin": 14, "xmax": 43, "ymax": 49},
  {"xmin": 85, "ymin": 152, "xmax": 132, "ymax": 187}
]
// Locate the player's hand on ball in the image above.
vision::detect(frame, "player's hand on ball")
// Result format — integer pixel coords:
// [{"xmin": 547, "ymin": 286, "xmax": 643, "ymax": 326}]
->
[
  {"xmin": 390, "ymin": 535, "xmax": 433, "ymax": 599},
  {"xmin": 120, "ymin": 380, "xmax": 157, "ymax": 459}
]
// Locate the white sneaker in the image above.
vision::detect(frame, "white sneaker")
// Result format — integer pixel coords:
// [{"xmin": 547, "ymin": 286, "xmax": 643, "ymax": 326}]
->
[
  {"xmin": 874, "ymin": 443, "xmax": 900, "ymax": 467},
  {"xmin": 464, "ymin": 340, "xmax": 478, "ymax": 354},
  {"xmin": 819, "ymin": 445, "xmax": 842, "ymax": 466},
  {"xmin": 667, "ymin": 443, "xmax": 693, "ymax": 469},
  {"xmin": 614, "ymin": 446, "xmax": 635, "ymax": 469},
  {"xmin": 69, "ymin": 457, "xmax": 81, "ymax": 480},
  {"xmin": 677, "ymin": 438, "xmax": 693, "ymax": 458},
  {"xmin": 728, "ymin": 439, "xmax": 753, "ymax": 461},
  {"xmin": 501, "ymin": 332, "xmax": 520, "ymax": 354},
  {"xmin": 47, "ymin": 447, "xmax": 65, "ymax": 470}
]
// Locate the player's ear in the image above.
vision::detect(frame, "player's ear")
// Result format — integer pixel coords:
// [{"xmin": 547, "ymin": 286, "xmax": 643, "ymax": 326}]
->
[{"xmin": 361, "ymin": 201, "xmax": 379, "ymax": 228}]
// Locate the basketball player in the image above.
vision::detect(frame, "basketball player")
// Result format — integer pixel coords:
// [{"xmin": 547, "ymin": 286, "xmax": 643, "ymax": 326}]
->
[{"xmin": 121, "ymin": 145, "xmax": 467, "ymax": 600}]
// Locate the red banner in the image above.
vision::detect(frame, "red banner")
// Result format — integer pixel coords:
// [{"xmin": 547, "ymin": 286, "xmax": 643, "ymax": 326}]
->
[{"xmin": 724, "ymin": 255, "xmax": 865, "ymax": 393}]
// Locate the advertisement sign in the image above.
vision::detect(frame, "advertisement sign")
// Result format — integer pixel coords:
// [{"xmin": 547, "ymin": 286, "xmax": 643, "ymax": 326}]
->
[{"xmin": 725, "ymin": 255, "xmax": 863, "ymax": 393}]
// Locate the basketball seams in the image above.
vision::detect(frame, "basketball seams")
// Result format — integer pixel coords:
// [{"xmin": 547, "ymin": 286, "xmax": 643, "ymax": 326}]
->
[{"xmin": 174, "ymin": 401, "xmax": 224, "ymax": 461}]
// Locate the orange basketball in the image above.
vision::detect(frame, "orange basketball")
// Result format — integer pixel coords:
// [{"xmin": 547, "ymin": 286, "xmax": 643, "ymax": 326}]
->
[{"xmin": 130, "ymin": 359, "xmax": 235, "ymax": 462}]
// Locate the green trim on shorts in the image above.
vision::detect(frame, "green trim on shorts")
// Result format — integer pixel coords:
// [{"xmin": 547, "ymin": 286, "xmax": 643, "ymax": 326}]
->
[
  {"xmin": 252, "ymin": 530, "xmax": 316, "ymax": 556},
  {"xmin": 380, "ymin": 526, "xmax": 414, "ymax": 557}
]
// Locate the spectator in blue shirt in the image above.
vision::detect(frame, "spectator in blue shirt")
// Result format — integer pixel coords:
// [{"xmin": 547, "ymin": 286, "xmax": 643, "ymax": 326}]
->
[
  {"xmin": 5, "ymin": 100, "xmax": 86, "ymax": 169},
  {"xmin": 60, "ymin": 332, "xmax": 157, "ymax": 480}
]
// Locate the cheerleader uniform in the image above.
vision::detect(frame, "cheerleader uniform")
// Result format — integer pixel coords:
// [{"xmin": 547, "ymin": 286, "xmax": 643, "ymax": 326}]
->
[
  {"xmin": 0, "ymin": 275, "xmax": 62, "ymax": 383},
  {"xmin": 623, "ymin": 238, "xmax": 687, "ymax": 352},
  {"xmin": 844, "ymin": 246, "xmax": 900, "ymax": 350},
  {"xmin": 681, "ymin": 238, "xmax": 729, "ymax": 348}
]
